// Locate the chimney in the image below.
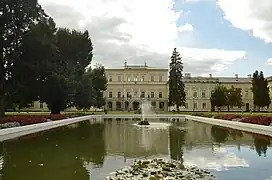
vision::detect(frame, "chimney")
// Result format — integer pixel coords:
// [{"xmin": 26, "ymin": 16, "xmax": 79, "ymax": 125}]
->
[
  {"xmin": 209, "ymin": 74, "xmax": 212, "ymax": 78},
  {"xmin": 185, "ymin": 73, "xmax": 191, "ymax": 78},
  {"xmin": 235, "ymin": 74, "xmax": 238, "ymax": 78}
]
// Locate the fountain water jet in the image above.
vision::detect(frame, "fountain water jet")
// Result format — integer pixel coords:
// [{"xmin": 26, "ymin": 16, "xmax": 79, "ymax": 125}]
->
[{"xmin": 137, "ymin": 100, "xmax": 153, "ymax": 125}]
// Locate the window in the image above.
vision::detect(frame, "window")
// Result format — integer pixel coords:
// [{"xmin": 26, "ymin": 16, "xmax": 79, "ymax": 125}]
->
[
  {"xmin": 127, "ymin": 91, "xmax": 131, "ymax": 98},
  {"xmin": 141, "ymin": 75, "xmax": 145, "ymax": 82},
  {"xmin": 134, "ymin": 75, "xmax": 138, "ymax": 81},
  {"xmin": 159, "ymin": 92, "xmax": 163, "ymax": 98},
  {"xmin": 127, "ymin": 75, "xmax": 130, "ymax": 81},
  {"xmin": 210, "ymin": 90, "xmax": 214, "ymax": 96},
  {"xmin": 118, "ymin": 75, "xmax": 121, "ymax": 82},
  {"xmin": 245, "ymin": 90, "xmax": 249, "ymax": 97},
  {"xmin": 159, "ymin": 75, "xmax": 162, "ymax": 82},
  {"xmin": 202, "ymin": 103, "xmax": 206, "ymax": 109},
  {"xmin": 185, "ymin": 103, "xmax": 188, "ymax": 109},
  {"xmin": 185, "ymin": 90, "xmax": 189, "ymax": 96},
  {"xmin": 193, "ymin": 102, "xmax": 197, "ymax": 109},
  {"xmin": 134, "ymin": 90, "xmax": 138, "ymax": 97},
  {"xmin": 202, "ymin": 90, "xmax": 206, "ymax": 98},
  {"xmin": 109, "ymin": 92, "xmax": 112, "ymax": 98},
  {"xmin": 151, "ymin": 75, "xmax": 154, "ymax": 82},
  {"xmin": 109, "ymin": 76, "xmax": 112, "ymax": 82},
  {"xmin": 151, "ymin": 92, "xmax": 155, "ymax": 98},
  {"xmin": 39, "ymin": 102, "xmax": 43, "ymax": 109},
  {"xmin": 117, "ymin": 91, "xmax": 121, "ymax": 98},
  {"xmin": 193, "ymin": 91, "xmax": 197, "ymax": 98},
  {"xmin": 141, "ymin": 91, "xmax": 145, "ymax": 98}
]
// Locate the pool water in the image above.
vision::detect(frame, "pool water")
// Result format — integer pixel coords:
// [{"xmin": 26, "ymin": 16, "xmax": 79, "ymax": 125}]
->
[{"xmin": 0, "ymin": 118, "xmax": 271, "ymax": 180}]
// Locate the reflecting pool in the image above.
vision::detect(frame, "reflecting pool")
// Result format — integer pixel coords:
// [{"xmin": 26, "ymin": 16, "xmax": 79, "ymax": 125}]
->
[{"xmin": 0, "ymin": 118, "xmax": 271, "ymax": 180}]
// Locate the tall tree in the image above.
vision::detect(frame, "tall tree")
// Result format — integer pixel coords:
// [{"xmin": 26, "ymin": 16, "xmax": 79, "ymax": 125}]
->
[
  {"xmin": 90, "ymin": 64, "xmax": 107, "ymax": 109},
  {"xmin": 5, "ymin": 17, "xmax": 58, "ymax": 110},
  {"xmin": 210, "ymin": 84, "xmax": 228, "ymax": 111},
  {"xmin": 252, "ymin": 70, "xmax": 271, "ymax": 111},
  {"xmin": 40, "ymin": 28, "xmax": 93, "ymax": 114},
  {"xmin": 168, "ymin": 48, "xmax": 186, "ymax": 112},
  {"xmin": 0, "ymin": 0, "xmax": 45, "ymax": 118},
  {"xmin": 226, "ymin": 86, "xmax": 244, "ymax": 111},
  {"xmin": 74, "ymin": 69, "xmax": 95, "ymax": 110}
]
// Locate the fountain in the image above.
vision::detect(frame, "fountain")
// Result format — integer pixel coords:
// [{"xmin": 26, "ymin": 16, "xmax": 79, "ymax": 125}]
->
[{"xmin": 137, "ymin": 100, "xmax": 152, "ymax": 125}]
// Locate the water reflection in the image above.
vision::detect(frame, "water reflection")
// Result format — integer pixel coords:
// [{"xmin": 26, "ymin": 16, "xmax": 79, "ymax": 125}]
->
[
  {"xmin": 254, "ymin": 136, "xmax": 270, "ymax": 157},
  {"xmin": 104, "ymin": 120, "xmax": 169, "ymax": 158},
  {"xmin": 169, "ymin": 126, "xmax": 186, "ymax": 165},
  {"xmin": 0, "ymin": 121, "xmax": 105, "ymax": 180},
  {"xmin": 211, "ymin": 125, "xmax": 229, "ymax": 144},
  {"xmin": 0, "ymin": 119, "xmax": 271, "ymax": 180}
]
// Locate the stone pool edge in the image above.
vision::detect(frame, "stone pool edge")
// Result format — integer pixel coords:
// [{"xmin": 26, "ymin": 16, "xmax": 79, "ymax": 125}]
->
[
  {"xmin": 186, "ymin": 115, "xmax": 272, "ymax": 137},
  {"xmin": 0, "ymin": 115, "xmax": 92, "ymax": 142}
]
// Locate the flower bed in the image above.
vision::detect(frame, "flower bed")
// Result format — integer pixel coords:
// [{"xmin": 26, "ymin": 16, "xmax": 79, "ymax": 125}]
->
[
  {"xmin": 240, "ymin": 116, "xmax": 272, "ymax": 126},
  {"xmin": 213, "ymin": 114, "xmax": 272, "ymax": 126},
  {"xmin": 215, "ymin": 114, "xmax": 242, "ymax": 121},
  {"xmin": 0, "ymin": 113, "xmax": 84, "ymax": 127}
]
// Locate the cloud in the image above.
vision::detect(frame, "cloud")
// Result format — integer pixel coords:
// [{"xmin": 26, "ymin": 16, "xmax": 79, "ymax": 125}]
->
[
  {"xmin": 217, "ymin": 0, "xmax": 272, "ymax": 43},
  {"xmin": 184, "ymin": 147, "xmax": 249, "ymax": 171},
  {"xmin": 178, "ymin": 23, "xmax": 194, "ymax": 32},
  {"xmin": 267, "ymin": 58, "xmax": 272, "ymax": 65},
  {"xmin": 184, "ymin": 0, "xmax": 214, "ymax": 3},
  {"xmin": 38, "ymin": 0, "xmax": 246, "ymax": 75}
]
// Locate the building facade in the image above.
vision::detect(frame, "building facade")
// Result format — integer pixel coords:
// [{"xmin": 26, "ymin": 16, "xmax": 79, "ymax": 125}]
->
[
  {"xmin": 28, "ymin": 63, "xmax": 272, "ymax": 112},
  {"xmin": 182, "ymin": 73, "xmax": 254, "ymax": 112},
  {"xmin": 104, "ymin": 62, "xmax": 168, "ymax": 111}
]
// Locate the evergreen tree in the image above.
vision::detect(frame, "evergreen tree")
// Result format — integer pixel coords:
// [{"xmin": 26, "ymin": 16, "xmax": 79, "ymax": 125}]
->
[
  {"xmin": 168, "ymin": 48, "xmax": 186, "ymax": 112},
  {"xmin": 210, "ymin": 84, "xmax": 228, "ymax": 111},
  {"xmin": 251, "ymin": 70, "xmax": 271, "ymax": 111}
]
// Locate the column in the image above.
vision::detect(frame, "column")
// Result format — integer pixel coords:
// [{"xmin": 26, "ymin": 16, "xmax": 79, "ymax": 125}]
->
[{"xmin": 112, "ymin": 101, "xmax": 116, "ymax": 111}]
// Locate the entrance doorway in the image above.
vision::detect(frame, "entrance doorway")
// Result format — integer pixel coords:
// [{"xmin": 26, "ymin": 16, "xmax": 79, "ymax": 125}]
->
[
  {"xmin": 246, "ymin": 103, "xmax": 249, "ymax": 112},
  {"xmin": 159, "ymin": 102, "xmax": 165, "ymax": 110},
  {"xmin": 125, "ymin": 101, "xmax": 129, "ymax": 110},
  {"xmin": 132, "ymin": 101, "xmax": 140, "ymax": 110},
  {"xmin": 116, "ymin": 102, "xmax": 122, "ymax": 111},
  {"xmin": 107, "ymin": 102, "xmax": 112, "ymax": 111}
]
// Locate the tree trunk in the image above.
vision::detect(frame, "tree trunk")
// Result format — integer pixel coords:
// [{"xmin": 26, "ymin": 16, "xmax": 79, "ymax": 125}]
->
[
  {"xmin": 227, "ymin": 105, "xmax": 230, "ymax": 112},
  {"xmin": 51, "ymin": 108, "xmax": 61, "ymax": 115},
  {"xmin": 176, "ymin": 105, "xmax": 180, "ymax": 113},
  {"xmin": 0, "ymin": 26, "xmax": 5, "ymax": 120},
  {"xmin": 0, "ymin": 63, "xmax": 4, "ymax": 119}
]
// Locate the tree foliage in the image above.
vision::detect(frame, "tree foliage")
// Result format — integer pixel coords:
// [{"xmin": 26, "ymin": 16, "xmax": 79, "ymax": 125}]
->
[
  {"xmin": 0, "ymin": 0, "xmax": 46, "ymax": 118},
  {"xmin": 37, "ymin": 28, "xmax": 94, "ymax": 114},
  {"xmin": 210, "ymin": 85, "xmax": 228, "ymax": 111},
  {"xmin": 252, "ymin": 70, "xmax": 271, "ymax": 110},
  {"xmin": 0, "ymin": 1, "xmax": 108, "ymax": 116},
  {"xmin": 168, "ymin": 48, "xmax": 186, "ymax": 112},
  {"xmin": 211, "ymin": 85, "xmax": 244, "ymax": 111},
  {"xmin": 74, "ymin": 65, "xmax": 107, "ymax": 110},
  {"xmin": 226, "ymin": 86, "xmax": 244, "ymax": 111}
]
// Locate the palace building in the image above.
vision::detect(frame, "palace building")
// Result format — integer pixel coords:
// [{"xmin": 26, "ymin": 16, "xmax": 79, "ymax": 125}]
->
[
  {"xmin": 104, "ymin": 61, "xmax": 168, "ymax": 112},
  {"xmin": 30, "ymin": 62, "xmax": 272, "ymax": 112}
]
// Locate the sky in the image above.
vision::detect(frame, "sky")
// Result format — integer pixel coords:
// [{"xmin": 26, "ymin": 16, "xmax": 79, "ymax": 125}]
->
[{"xmin": 38, "ymin": 0, "xmax": 272, "ymax": 77}]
